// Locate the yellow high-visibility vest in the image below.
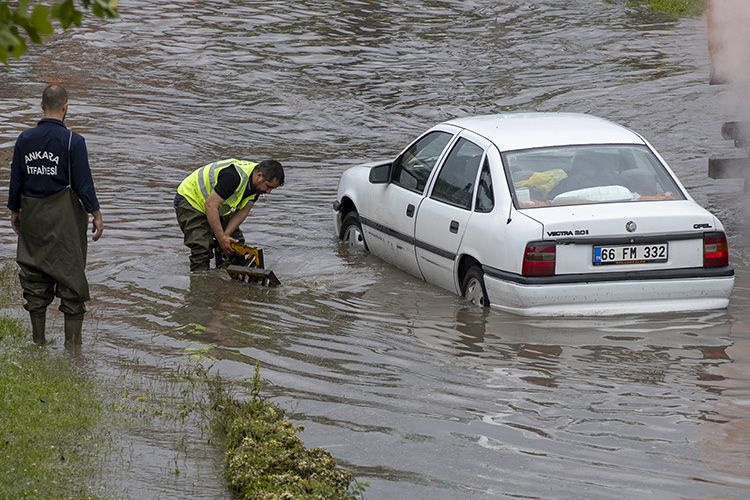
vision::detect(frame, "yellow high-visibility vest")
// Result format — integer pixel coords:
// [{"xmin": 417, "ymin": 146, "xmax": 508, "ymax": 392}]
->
[{"xmin": 177, "ymin": 159, "xmax": 258, "ymax": 215}]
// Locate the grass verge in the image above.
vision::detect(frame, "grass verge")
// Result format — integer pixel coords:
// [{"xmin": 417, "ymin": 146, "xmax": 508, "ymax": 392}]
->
[
  {"xmin": 0, "ymin": 319, "xmax": 103, "ymax": 498},
  {"xmin": 629, "ymin": 0, "xmax": 707, "ymax": 17},
  {"xmin": 208, "ymin": 363, "xmax": 365, "ymax": 499}
]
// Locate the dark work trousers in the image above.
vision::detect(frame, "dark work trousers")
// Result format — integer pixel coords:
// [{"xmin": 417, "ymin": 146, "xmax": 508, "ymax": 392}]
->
[
  {"xmin": 174, "ymin": 194, "xmax": 244, "ymax": 271},
  {"xmin": 17, "ymin": 188, "xmax": 89, "ymax": 318}
]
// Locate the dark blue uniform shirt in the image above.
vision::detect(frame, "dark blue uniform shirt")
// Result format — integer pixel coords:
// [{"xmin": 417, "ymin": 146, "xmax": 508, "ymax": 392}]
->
[{"xmin": 7, "ymin": 118, "xmax": 100, "ymax": 213}]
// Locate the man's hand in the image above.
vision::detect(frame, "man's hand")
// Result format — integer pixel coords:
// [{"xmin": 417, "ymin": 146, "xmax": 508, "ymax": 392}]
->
[
  {"xmin": 91, "ymin": 210, "xmax": 104, "ymax": 241},
  {"xmin": 217, "ymin": 233, "xmax": 238, "ymax": 255},
  {"xmin": 205, "ymin": 191, "xmax": 238, "ymax": 255},
  {"xmin": 10, "ymin": 211, "xmax": 20, "ymax": 234}
]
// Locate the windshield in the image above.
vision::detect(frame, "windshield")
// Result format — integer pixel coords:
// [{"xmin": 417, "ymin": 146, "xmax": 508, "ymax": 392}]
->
[{"xmin": 503, "ymin": 144, "xmax": 685, "ymax": 208}]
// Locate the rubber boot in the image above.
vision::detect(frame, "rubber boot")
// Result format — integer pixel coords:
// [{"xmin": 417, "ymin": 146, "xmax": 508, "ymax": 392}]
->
[
  {"xmin": 64, "ymin": 316, "xmax": 83, "ymax": 346},
  {"xmin": 30, "ymin": 312, "xmax": 46, "ymax": 345}
]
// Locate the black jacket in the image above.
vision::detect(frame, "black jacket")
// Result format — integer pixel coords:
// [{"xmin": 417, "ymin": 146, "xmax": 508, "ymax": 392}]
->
[{"xmin": 8, "ymin": 118, "xmax": 100, "ymax": 213}]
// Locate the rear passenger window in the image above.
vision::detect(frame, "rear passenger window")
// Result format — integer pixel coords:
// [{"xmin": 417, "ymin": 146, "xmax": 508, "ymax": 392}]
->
[
  {"xmin": 475, "ymin": 158, "xmax": 494, "ymax": 212},
  {"xmin": 431, "ymin": 138, "xmax": 484, "ymax": 209},
  {"xmin": 392, "ymin": 131, "xmax": 453, "ymax": 193}
]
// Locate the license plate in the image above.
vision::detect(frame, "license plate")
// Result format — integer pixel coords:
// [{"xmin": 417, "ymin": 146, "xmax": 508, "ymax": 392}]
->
[{"xmin": 593, "ymin": 243, "xmax": 668, "ymax": 265}]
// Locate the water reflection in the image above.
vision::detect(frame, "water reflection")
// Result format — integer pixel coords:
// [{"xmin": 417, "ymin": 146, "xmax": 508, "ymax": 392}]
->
[{"xmin": 697, "ymin": 314, "xmax": 750, "ymax": 487}]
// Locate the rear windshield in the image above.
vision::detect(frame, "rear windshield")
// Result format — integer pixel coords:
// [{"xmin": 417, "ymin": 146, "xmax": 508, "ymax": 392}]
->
[{"xmin": 503, "ymin": 144, "xmax": 685, "ymax": 208}]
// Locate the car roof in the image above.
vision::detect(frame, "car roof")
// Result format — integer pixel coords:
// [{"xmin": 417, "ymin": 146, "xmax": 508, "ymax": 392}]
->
[{"xmin": 443, "ymin": 112, "xmax": 645, "ymax": 151}]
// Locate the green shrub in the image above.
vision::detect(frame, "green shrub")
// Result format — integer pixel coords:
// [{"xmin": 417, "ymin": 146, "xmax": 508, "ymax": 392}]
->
[{"xmin": 213, "ymin": 364, "xmax": 363, "ymax": 499}]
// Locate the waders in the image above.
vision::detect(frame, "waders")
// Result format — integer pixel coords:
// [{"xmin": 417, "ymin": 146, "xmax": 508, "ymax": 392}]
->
[{"xmin": 17, "ymin": 187, "xmax": 89, "ymax": 346}]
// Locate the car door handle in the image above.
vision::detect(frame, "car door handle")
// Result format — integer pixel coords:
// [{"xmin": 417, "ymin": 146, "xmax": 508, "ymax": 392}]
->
[
  {"xmin": 406, "ymin": 204, "xmax": 415, "ymax": 217},
  {"xmin": 450, "ymin": 220, "xmax": 459, "ymax": 233}
]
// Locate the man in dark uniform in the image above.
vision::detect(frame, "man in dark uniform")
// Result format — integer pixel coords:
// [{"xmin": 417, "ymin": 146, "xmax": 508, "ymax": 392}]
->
[
  {"xmin": 7, "ymin": 84, "xmax": 104, "ymax": 346},
  {"xmin": 174, "ymin": 158, "xmax": 284, "ymax": 271}
]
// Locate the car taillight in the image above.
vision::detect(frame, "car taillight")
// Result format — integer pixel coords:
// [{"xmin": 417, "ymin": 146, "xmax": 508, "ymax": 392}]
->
[
  {"xmin": 522, "ymin": 242, "xmax": 556, "ymax": 276},
  {"xmin": 703, "ymin": 232, "xmax": 729, "ymax": 268}
]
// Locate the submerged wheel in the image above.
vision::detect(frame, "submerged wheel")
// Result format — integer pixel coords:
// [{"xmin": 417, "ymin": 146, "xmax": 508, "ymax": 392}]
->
[
  {"xmin": 461, "ymin": 265, "xmax": 489, "ymax": 307},
  {"xmin": 341, "ymin": 211, "xmax": 368, "ymax": 251}
]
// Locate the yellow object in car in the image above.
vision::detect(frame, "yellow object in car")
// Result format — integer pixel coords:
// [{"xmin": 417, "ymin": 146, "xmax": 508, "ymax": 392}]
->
[{"xmin": 515, "ymin": 169, "xmax": 568, "ymax": 195}]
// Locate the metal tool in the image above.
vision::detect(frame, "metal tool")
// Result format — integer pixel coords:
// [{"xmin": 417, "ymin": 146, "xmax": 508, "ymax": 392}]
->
[{"xmin": 224, "ymin": 242, "xmax": 281, "ymax": 287}]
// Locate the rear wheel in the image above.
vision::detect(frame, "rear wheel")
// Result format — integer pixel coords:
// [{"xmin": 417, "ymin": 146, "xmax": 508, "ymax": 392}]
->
[
  {"xmin": 461, "ymin": 265, "xmax": 489, "ymax": 307},
  {"xmin": 341, "ymin": 211, "xmax": 368, "ymax": 251}
]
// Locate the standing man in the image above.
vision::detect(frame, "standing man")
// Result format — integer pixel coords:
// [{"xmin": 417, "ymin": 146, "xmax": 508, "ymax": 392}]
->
[
  {"xmin": 174, "ymin": 158, "xmax": 284, "ymax": 271},
  {"xmin": 7, "ymin": 84, "xmax": 104, "ymax": 346}
]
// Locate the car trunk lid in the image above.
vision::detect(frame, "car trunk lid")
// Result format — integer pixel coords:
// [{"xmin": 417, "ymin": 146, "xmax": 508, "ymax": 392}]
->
[{"xmin": 522, "ymin": 201, "xmax": 716, "ymax": 274}]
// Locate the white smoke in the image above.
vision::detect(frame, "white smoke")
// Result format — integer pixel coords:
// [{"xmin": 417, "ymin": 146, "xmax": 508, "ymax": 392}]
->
[
  {"xmin": 709, "ymin": 0, "xmax": 750, "ymax": 111},
  {"xmin": 707, "ymin": 1, "xmax": 750, "ymax": 253}
]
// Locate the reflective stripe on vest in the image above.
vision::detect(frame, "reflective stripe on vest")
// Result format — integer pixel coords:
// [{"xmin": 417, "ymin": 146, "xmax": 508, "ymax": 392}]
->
[
  {"xmin": 177, "ymin": 159, "xmax": 258, "ymax": 215},
  {"xmin": 196, "ymin": 159, "xmax": 235, "ymax": 200}
]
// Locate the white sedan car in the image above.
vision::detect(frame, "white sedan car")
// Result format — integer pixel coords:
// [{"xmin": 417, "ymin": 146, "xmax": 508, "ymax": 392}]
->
[{"xmin": 333, "ymin": 113, "xmax": 734, "ymax": 316}]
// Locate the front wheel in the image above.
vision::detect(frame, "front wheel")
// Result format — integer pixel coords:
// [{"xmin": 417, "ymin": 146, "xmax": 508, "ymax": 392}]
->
[
  {"xmin": 461, "ymin": 265, "xmax": 489, "ymax": 307},
  {"xmin": 340, "ymin": 211, "xmax": 368, "ymax": 252}
]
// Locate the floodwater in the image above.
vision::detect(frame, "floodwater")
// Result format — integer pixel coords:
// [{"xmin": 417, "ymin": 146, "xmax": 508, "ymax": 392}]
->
[{"xmin": 1, "ymin": 1, "xmax": 750, "ymax": 498}]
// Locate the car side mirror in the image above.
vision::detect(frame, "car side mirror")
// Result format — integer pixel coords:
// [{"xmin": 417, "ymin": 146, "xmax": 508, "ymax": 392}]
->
[{"xmin": 369, "ymin": 162, "xmax": 392, "ymax": 184}]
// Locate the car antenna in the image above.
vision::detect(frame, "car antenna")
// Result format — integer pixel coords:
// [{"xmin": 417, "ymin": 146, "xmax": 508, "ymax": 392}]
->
[{"xmin": 507, "ymin": 201, "xmax": 513, "ymax": 224}]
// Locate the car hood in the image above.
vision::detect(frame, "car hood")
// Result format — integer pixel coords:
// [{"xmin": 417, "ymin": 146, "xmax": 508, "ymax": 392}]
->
[{"xmin": 521, "ymin": 201, "xmax": 717, "ymax": 239}]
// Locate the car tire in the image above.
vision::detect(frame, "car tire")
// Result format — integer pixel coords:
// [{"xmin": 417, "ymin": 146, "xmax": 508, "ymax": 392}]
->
[
  {"xmin": 462, "ymin": 265, "xmax": 489, "ymax": 307},
  {"xmin": 341, "ymin": 211, "xmax": 368, "ymax": 251}
]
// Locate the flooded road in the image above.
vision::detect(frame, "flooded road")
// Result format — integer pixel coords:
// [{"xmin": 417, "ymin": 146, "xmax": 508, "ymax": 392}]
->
[{"xmin": 2, "ymin": 1, "xmax": 750, "ymax": 497}]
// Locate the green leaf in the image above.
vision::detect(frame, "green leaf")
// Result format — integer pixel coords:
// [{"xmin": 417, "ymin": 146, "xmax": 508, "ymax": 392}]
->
[
  {"xmin": 50, "ymin": 0, "xmax": 76, "ymax": 29},
  {"xmin": 14, "ymin": 0, "xmax": 31, "ymax": 17},
  {"xmin": 0, "ymin": 0, "xmax": 119, "ymax": 65},
  {"xmin": 9, "ymin": 35, "xmax": 27, "ymax": 58},
  {"xmin": 93, "ymin": 0, "xmax": 118, "ymax": 18},
  {"xmin": 25, "ymin": 27, "xmax": 41, "ymax": 44},
  {"xmin": 30, "ymin": 5, "xmax": 52, "ymax": 36},
  {"xmin": 0, "ymin": 3, "xmax": 12, "ymax": 23},
  {"xmin": 0, "ymin": 27, "xmax": 14, "ymax": 63},
  {"xmin": 0, "ymin": 25, "xmax": 26, "ymax": 60}
]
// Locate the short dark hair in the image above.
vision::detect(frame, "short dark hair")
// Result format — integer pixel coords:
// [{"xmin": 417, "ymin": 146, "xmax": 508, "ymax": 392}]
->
[
  {"xmin": 256, "ymin": 159, "xmax": 284, "ymax": 186},
  {"xmin": 42, "ymin": 85, "xmax": 68, "ymax": 112}
]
